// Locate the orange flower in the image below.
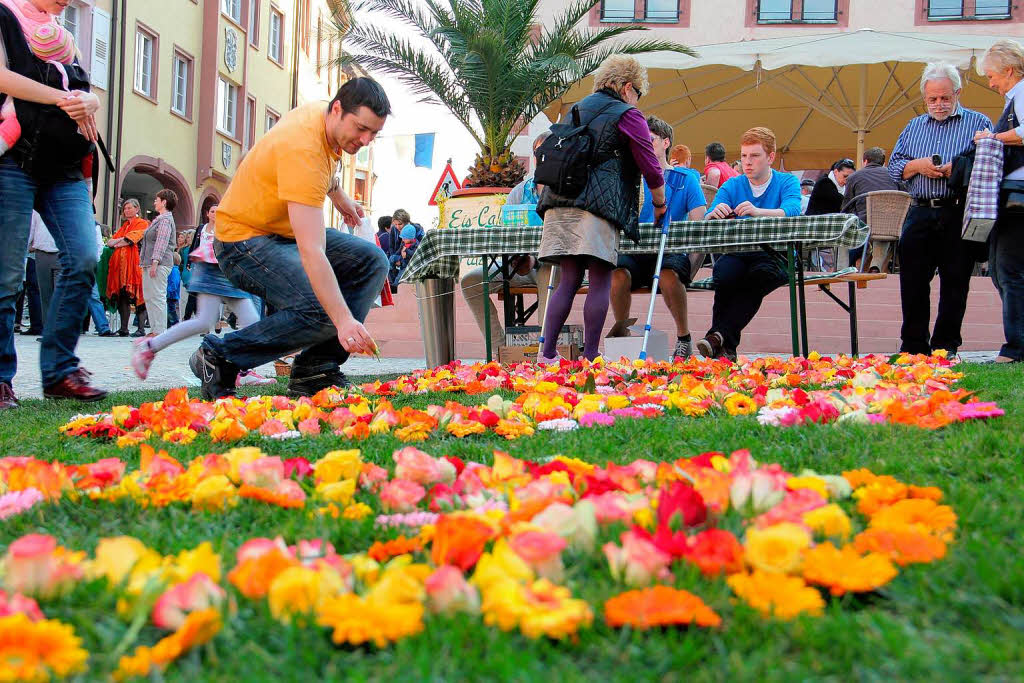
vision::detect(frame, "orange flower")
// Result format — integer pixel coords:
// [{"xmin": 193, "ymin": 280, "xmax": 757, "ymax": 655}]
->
[
  {"xmin": 854, "ymin": 476, "xmax": 908, "ymax": 516},
  {"xmin": 238, "ymin": 483, "xmax": 306, "ymax": 509},
  {"xmin": 802, "ymin": 542, "xmax": 898, "ymax": 596},
  {"xmin": 723, "ymin": 393, "xmax": 757, "ymax": 416},
  {"xmin": 227, "ymin": 547, "xmax": 298, "ymax": 599},
  {"xmin": 113, "ymin": 608, "xmax": 221, "ymax": 681},
  {"xmin": 446, "ymin": 421, "xmax": 487, "ymax": 438},
  {"xmin": 368, "ymin": 536, "xmax": 424, "ymax": 563},
  {"xmin": 604, "ymin": 586, "xmax": 721, "ymax": 629},
  {"xmin": 430, "ymin": 515, "xmax": 494, "ymax": 571},
  {"xmin": 842, "ymin": 468, "xmax": 878, "ymax": 489},
  {"xmin": 853, "ymin": 528, "xmax": 947, "ymax": 566},
  {"xmin": 727, "ymin": 570, "xmax": 825, "ymax": 620},
  {"xmin": 907, "ymin": 485, "xmax": 943, "ymax": 502},
  {"xmin": 869, "ymin": 498, "xmax": 957, "ymax": 541}
]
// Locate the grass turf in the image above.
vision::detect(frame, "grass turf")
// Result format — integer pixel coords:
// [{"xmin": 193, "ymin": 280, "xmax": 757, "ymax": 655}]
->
[{"xmin": 1, "ymin": 365, "xmax": 1022, "ymax": 681}]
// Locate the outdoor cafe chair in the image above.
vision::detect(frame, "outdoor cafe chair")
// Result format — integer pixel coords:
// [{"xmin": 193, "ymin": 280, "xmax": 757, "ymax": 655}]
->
[{"xmin": 841, "ymin": 190, "xmax": 912, "ymax": 274}]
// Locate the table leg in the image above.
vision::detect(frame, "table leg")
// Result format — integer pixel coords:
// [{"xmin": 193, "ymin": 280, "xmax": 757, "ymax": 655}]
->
[
  {"xmin": 483, "ymin": 256, "xmax": 492, "ymax": 363},
  {"xmin": 795, "ymin": 248, "xmax": 809, "ymax": 357},
  {"xmin": 848, "ymin": 280, "xmax": 859, "ymax": 357},
  {"xmin": 787, "ymin": 243, "xmax": 800, "ymax": 357}
]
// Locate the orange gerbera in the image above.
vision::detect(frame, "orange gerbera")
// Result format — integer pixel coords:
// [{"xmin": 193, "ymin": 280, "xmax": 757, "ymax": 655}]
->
[
  {"xmin": 723, "ymin": 393, "xmax": 757, "ymax": 416},
  {"xmin": 368, "ymin": 536, "xmax": 424, "ymax": 563},
  {"xmin": 802, "ymin": 543, "xmax": 898, "ymax": 596},
  {"xmin": 854, "ymin": 475, "xmax": 908, "ymax": 516},
  {"xmin": 238, "ymin": 484, "xmax": 306, "ymax": 509},
  {"xmin": 727, "ymin": 570, "xmax": 825, "ymax": 620},
  {"xmin": 869, "ymin": 498, "xmax": 958, "ymax": 541},
  {"xmin": 853, "ymin": 528, "xmax": 947, "ymax": 566},
  {"xmin": 0, "ymin": 614, "xmax": 88, "ymax": 681},
  {"xmin": 430, "ymin": 515, "xmax": 494, "ymax": 571},
  {"xmin": 604, "ymin": 586, "xmax": 721, "ymax": 629},
  {"xmin": 446, "ymin": 421, "xmax": 487, "ymax": 438}
]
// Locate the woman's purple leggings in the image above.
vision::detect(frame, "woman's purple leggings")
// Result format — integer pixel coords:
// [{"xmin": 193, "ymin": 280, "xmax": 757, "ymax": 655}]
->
[{"xmin": 541, "ymin": 256, "xmax": 613, "ymax": 360}]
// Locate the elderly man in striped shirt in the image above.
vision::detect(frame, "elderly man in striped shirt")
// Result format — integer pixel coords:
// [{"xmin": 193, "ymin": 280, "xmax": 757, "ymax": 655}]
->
[{"xmin": 890, "ymin": 63, "xmax": 993, "ymax": 357}]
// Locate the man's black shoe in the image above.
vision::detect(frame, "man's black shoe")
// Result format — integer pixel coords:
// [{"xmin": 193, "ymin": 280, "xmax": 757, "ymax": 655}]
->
[
  {"xmin": 287, "ymin": 362, "xmax": 350, "ymax": 397},
  {"xmin": 189, "ymin": 342, "xmax": 239, "ymax": 400}
]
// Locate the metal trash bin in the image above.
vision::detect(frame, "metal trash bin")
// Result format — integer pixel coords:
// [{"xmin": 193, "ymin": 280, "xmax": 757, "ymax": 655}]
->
[{"xmin": 414, "ymin": 277, "xmax": 456, "ymax": 368}]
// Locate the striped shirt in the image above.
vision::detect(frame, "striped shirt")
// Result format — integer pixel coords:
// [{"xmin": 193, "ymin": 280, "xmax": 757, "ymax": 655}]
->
[{"xmin": 889, "ymin": 106, "xmax": 992, "ymax": 199}]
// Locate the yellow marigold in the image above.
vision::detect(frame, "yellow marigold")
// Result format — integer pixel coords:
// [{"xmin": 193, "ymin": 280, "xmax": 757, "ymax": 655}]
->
[
  {"xmin": 162, "ymin": 427, "xmax": 197, "ymax": 444},
  {"xmin": 394, "ymin": 422, "xmax": 432, "ymax": 442},
  {"xmin": 316, "ymin": 479, "xmax": 357, "ymax": 506},
  {"xmin": 743, "ymin": 523, "xmax": 812, "ymax": 574},
  {"xmin": 317, "ymin": 594, "xmax": 424, "ymax": 647},
  {"xmin": 802, "ymin": 504, "xmax": 852, "ymax": 540},
  {"xmin": 313, "ymin": 450, "xmax": 363, "ymax": 484},
  {"xmin": 446, "ymin": 421, "xmax": 487, "ymax": 438},
  {"xmin": 853, "ymin": 527, "xmax": 947, "ymax": 566},
  {"xmin": 88, "ymin": 536, "xmax": 162, "ymax": 586},
  {"xmin": 727, "ymin": 570, "xmax": 825, "ymax": 620},
  {"xmin": 480, "ymin": 577, "xmax": 593, "ymax": 640},
  {"xmin": 787, "ymin": 476, "xmax": 830, "ymax": 500},
  {"xmin": 342, "ymin": 502, "xmax": 373, "ymax": 520},
  {"xmin": 495, "ymin": 419, "xmax": 535, "ymax": 440},
  {"xmin": 269, "ymin": 566, "xmax": 346, "ymax": 623},
  {"xmin": 0, "ymin": 614, "xmax": 88, "ymax": 681},
  {"xmin": 869, "ymin": 498, "xmax": 957, "ymax": 541},
  {"xmin": 723, "ymin": 392, "xmax": 757, "ymax": 416},
  {"xmin": 190, "ymin": 475, "xmax": 238, "ymax": 512},
  {"xmin": 802, "ymin": 542, "xmax": 898, "ymax": 596}
]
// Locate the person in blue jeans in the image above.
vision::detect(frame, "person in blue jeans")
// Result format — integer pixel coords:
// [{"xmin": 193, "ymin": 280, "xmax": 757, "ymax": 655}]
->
[
  {"xmin": 696, "ymin": 127, "xmax": 802, "ymax": 361},
  {"xmin": 189, "ymin": 77, "xmax": 391, "ymax": 399},
  {"xmin": 0, "ymin": 2, "xmax": 107, "ymax": 408}
]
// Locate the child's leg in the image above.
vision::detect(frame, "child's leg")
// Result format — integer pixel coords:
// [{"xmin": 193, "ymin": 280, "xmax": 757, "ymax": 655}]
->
[
  {"xmin": 541, "ymin": 257, "xmax": 585, "ymax": 358},
  {"xmin": 582, "ymin": 258, "xmax": 614, "ymax": 360},
  {"xmin": 224, "ymin": 296, "xmax": 260, "ymax": 329},
  {"xmin": 147, "ymin": 294, "xmax": 221, "ymax": 352}
]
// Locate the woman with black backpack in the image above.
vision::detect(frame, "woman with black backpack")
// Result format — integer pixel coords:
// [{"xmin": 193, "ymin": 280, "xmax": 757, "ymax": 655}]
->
[
  {"xmin": 534, "ymin": 54, "xmax": 667, "ymax": 362},
  {"xmin": 0, "ymin": 0, "xmax": 107, "ymax": 409}
]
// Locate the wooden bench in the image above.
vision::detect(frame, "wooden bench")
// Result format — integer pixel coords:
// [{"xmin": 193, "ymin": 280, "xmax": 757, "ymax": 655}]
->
[{"xmin": 494, "ymin": 270, "xmax": 887, "ymax": 356}]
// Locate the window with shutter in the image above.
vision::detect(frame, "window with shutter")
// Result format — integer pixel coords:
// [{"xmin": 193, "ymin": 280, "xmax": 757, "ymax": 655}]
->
[{"xmin": 91, "ymin": 8, "xmax": 111, "ymax": 90}]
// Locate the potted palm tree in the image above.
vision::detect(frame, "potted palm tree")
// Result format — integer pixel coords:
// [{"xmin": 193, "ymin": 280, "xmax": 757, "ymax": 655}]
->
[{"xmin": 328, "ymin": 0, "xmax": 692, "ymax": 206}]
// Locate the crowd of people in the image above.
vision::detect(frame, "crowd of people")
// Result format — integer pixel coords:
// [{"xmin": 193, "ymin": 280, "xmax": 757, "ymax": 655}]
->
[{"xmin": 0, "ymin": 0, "xmax": 1020, "ymax": 411}]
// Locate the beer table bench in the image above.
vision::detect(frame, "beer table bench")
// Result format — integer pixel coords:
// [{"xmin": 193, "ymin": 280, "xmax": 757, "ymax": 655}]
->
[{"xmin": 400, "ymin": 214, "xmax": 871, "ymax": 361}]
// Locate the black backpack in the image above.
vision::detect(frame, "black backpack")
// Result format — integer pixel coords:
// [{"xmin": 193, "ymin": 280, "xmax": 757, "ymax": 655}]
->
[{"xmin": 534, "ymin": 101, "xmax": 618, "ymax": 198}]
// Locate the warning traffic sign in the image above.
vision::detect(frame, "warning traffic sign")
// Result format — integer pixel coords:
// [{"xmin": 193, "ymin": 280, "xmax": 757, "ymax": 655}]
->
[{"xmin": 428, "ymin": 161, "xmax": 461, "ymax": 206}]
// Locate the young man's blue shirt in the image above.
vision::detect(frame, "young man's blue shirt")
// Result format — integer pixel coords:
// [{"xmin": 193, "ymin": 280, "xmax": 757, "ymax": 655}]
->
[
  {"xmin": 707, "ymin": 170, "xmax": 802, "ymax": 218},
  {"xmin": 639, "ymin": 167, "xmax": 706, "ymax": 223}
]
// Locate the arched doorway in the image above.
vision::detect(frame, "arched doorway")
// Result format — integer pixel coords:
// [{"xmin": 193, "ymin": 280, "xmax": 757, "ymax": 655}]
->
[
  {"xmin": 118, "ymin": 155, "xmax": 195, "ymax": 228},
  {"xmin": 196, "ymin": 186, "xmax": 222, "ymax": 228}
]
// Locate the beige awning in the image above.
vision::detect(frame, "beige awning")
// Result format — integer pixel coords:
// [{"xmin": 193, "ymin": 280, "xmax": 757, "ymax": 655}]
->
[{"xmin": 546, "ymin": 30, "xmax": 1016, "ymax": 170}]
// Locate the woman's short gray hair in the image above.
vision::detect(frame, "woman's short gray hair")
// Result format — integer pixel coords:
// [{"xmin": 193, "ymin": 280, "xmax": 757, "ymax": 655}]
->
[
  {"xmin": 592, "ymin": 54, "xmax": 649, "ymax": 97},
  {"xmin": 979, "ymin": 39, "xmax": 1024, "ymax": 79},
  {"xmin": 123, "ymin": 198, "xmax": 141, "ymax": 212},
  {"xmin": 920, "ymin": 62, "xmax": 962, "ymax": 93}
]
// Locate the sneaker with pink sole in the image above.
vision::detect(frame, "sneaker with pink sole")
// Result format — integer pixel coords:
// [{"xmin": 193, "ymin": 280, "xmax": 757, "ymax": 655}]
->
[
  {"xmin": 130, "ymin": 340, "xmax": 155, "ymax": 380},
  {"xmin": 236, "ymin": 370, "xmax": 277, "ymax": 387}
]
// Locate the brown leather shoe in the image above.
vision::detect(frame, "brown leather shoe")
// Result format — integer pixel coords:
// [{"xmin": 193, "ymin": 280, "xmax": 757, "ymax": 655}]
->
[
  {"xmin": 0, "ymin": 382, "xmax": 17, "ymax": 410},
  {"xmin": 43, "ymin": 369, "xmax": 107, "ymax": 402}
]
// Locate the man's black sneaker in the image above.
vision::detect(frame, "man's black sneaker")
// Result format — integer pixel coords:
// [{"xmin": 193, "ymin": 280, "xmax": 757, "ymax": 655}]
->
[
  {"xmin": 696, "ymin": 331, "xmax": 724, "ymax": 359},
  {"xmin": 287, "ymin": 362, "xmax": 350, "ymax": 397},
  {"xmin": 189, "ymin": 341, "xmax": 239, "ymax": 400}
]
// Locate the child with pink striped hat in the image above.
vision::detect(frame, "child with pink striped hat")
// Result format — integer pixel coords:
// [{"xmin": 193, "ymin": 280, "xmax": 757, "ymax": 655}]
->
[{"xmin": 0, "ymin": 0, "xmax": 78, "ymax": 154}]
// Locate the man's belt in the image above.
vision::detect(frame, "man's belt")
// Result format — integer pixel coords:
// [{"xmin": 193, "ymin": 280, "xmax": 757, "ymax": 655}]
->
[{"xmin": 912, "ymin": 197, "xmax": 961, "ymax": 208}]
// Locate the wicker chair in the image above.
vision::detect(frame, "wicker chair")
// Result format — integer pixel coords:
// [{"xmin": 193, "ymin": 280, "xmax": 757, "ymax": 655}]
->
[
  {"xmin": 700, "ymin": 183, "xmax": 719, "ymax": 208},
  {"xmin": 841, "ymin": 190, "xmax": 912, "ymax": 273}
]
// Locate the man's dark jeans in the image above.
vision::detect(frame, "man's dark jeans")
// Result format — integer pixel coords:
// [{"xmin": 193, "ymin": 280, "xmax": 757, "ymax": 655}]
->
[
  {"xmin": 897, "ymin": 204, "xmax": 982, "ymax": 355},
  {"xmin": 207, "ymin": 231, "xmax": 389, "ymax": 372},
  {"xmin": 989, "ymin": 203, "xmax": 1024, "ymax": 361},
  {"xmin": 708, "ymin": 251, "xmax": 787, "ymax": 352}
]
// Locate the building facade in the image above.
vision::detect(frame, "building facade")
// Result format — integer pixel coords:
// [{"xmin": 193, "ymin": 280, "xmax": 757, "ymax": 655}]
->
[{"xmin": 62, "ymin": 0, "xmax": 374, "ymax": 233}]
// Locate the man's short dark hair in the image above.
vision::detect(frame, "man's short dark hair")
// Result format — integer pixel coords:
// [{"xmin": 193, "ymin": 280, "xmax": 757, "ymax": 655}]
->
[
  {"xmin": 328, "ymin": 77, "xmax": 392, "ymax": 118},
  {"xmin": 863, "ymin": 146, "xmax": 886, "ymax": 165},
  {"xmin": 156, "ymin": 189, "xmax": 177, "ymax": 211},
  {"xmin": 705, "ymin": 141, "xmax": 727, "ymax": 162},
  {"xmin": 378, "ymin": 215, "xmax": 392, "ymax": 231}
]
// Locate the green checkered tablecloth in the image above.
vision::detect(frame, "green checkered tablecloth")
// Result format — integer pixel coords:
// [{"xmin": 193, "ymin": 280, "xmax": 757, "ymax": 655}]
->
[{"xmin": 399, "ymin": 214, "xmax": 868, "ymax": 282}]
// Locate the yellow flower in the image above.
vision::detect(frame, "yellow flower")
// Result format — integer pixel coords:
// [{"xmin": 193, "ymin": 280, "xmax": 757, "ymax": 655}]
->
[
  {"xmin": 313, "ymin": 449, "xmax": 363, "ymax": 483},
  {"xmin": 317, "ymin": 594, "xmax": 424, "ymax": 648},
  {"xmin": 807, "ymin": 351, "xmax": 821, "ymax": 361},
  {"xmin": 727, "ymin": 570, "xmax": 825, "ymax": 620},
  {"xmin": 316, "ymin": 479, "xmax": 357, "ymax": 506},
  {"xmin": 495, "ymin": 419, "xmax": 534, "ymax": 440},
  {"xmin": 446, "ymin": 421, "xmax": 487, "ymax": 438},
  {"xmin": 869, "ymin": 498, "xmax": 957, "ymax": 541},
  {"xmin": 342, "ymin": 502, "xmax": 373, "ymax": 520},
  {"xmin": 723, "ymin": 393, "xmax": 757, "ymax": 416},
  {"xmin": 479, "ymin": 577, "xmax": 593, "ymax": 640},
  {"xmin": 743, "ymin": 523, "xmax": 812, "ymax": 574},
  {"xmin": 472, "ymin": 539, "xmax": 534, "ymax": 592},
  {"xmin": 349, "ymin": 554, "xmax": 381, "ymax": 586},
  {"xmin": 223, "ymin": 446, "xmax": 264, "ymax": 482},
  {"xmin": 88, "ymin": 536, "xmax": 162, "ymax": 586},
  {"xmin": 787, "ymin": 476, "xmax": 830, "ymax": 500},
  {"xmin": 0, "ymin": 614, "xmax": 89, "ymax": 681},
  {"xmin": 606, "ymin": 395, "xmax": 630, "ymax": 410},
  {"xmin": 802, "ymin": 504, "xmax": 852, "ymax": 540},
  {"xmin": 169, "ymin": 542, "xmax": 222, "ymax": 584},
  {"xmin": 394, "ymin": 423, "xmax": 432, "ymax": 441},
  {"xmin": 268, "ymin": 566, "xmax": 346, "ymax": 623},
  {"xmin": 367, "ymin": 564, "xmax": 428, "ymax": 605},
  {"xmin": 632, "ymin": 506, "xmax": 654, "ymax": 529},
  {"xmin": 190, "ymin": 475, "xmax": 238, "ymax": 511}
]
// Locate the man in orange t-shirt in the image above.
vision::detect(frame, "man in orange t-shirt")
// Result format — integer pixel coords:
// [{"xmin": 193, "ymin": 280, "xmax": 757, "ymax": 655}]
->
[{"xmin": 189, "ymin": 78, "xmax": 391, "ymax": 399}]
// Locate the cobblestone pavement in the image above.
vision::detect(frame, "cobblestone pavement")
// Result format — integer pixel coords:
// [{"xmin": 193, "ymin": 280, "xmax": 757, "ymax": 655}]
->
[
  {"xmin": 9, "ymin": 332, "xmax": 431, "ymax": 399},
  {"xmin": 8, "ymin": 332, "xmax": 999, "ymax": 399}
]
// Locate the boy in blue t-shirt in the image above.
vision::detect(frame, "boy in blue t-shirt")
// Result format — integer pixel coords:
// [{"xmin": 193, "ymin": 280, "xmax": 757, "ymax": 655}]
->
[
  {"xmin": 609, "ymin": 116, "xmax": 708, "ymax": 359},
  {"xmin": 695, "ymin": 127, "xmax": 802, "ymax": 361}
]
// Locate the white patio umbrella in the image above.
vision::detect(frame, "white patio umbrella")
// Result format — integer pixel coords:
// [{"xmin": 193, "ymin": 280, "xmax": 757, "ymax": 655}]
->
[{"xmin": 546, "ymin": 30, "xmax": 1019, "ymax": 169}]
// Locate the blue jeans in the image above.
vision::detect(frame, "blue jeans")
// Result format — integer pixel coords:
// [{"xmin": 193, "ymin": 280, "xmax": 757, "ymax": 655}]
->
[
  {"xmin": 0, "ymin": 157, "xmax": 97, "ymax": 386},
  {"xmin": 207, "ymin": 231, "xmax": 388, "ymax": 371},
  {"xmin": 86, "ymin": 282, "xmax": 110, "ymax": 333},
  {"xmin": 989, "ymin": 209, "xmax": 1024, "ymax": 360}
]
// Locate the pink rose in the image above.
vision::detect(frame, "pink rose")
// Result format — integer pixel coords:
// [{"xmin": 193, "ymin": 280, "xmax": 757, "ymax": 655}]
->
[
  {"xmin": 297, "ymin": 417, "xmax": 321, "ymax": 435},
  {"xmin": 358, "ymin": 464, "xmax": 389, "ymax": 491},
  {"xmin": 508, "ymin": 530, "xmax": 566, "ymax": 582},
  {"xmin": 0, "ymin": 489, "xmax": 44, "ymax": 520},
  {"xmin": 2, "ymin": 534, "xmax": 82, "ymax": 597},
  {"xmin": 379, "ymin": 479, "xmax": 427, "ymax": 513},
  {"xmin": 424, "ymin": 565, "xmax": 480, "ymax": 615},
  {"xmin": 0, "ymin": 589, "xmax": 44, "ymax": 621},
  {"xmin": 258, "ymin": 419, "xmax": 289, "ymax": 436},
  {"xmin": 239, "ymin": 457, "xmax": 285, "ymax": 489},
  {"xmin": 602, "ymin": 530, "xmax": 672, "ymax": 587},
  {"xmin": 273, "ymin": 479, "xmax": 307, "ymax": 505},
  {"xmin": 283, "ymin": 457, "xmax": 313, "ymax": 479},
  {"xmin": 754, "ymin": 488, "xmax": 826, "ymax": 527},
  {"xmin": 587, "ymin": 491, "xmax": 644, "ymax": 524},
  {"xmin": 393, "ymin": 447, "xmax": 456, "ymax": 486},
  {"xmin": 152, "ymin": 572, "xmax": 226, "ymax": 630}
]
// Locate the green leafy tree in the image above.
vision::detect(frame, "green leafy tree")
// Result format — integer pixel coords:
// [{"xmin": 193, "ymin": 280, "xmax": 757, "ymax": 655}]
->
[{"xmin": 328, "ymin": 0, "xmax": 693, "ymax": 187}]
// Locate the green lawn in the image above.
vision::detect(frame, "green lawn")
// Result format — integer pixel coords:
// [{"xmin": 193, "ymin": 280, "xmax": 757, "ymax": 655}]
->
[{"xmin": 2, "ymin": 365, "xmax": 1022, "ymax": 682}]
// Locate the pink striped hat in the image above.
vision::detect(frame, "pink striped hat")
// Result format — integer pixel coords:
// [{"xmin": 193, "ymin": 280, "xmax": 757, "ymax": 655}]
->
[{"xmin": 30, "ymin": 23, "xmax": 75, "ymax": 64}]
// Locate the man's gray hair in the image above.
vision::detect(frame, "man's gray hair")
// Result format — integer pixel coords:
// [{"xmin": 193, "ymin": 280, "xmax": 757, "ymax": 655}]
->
[{"xmin": 920, "ymin": 62, "xmax": 962, "ymax": 93}]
